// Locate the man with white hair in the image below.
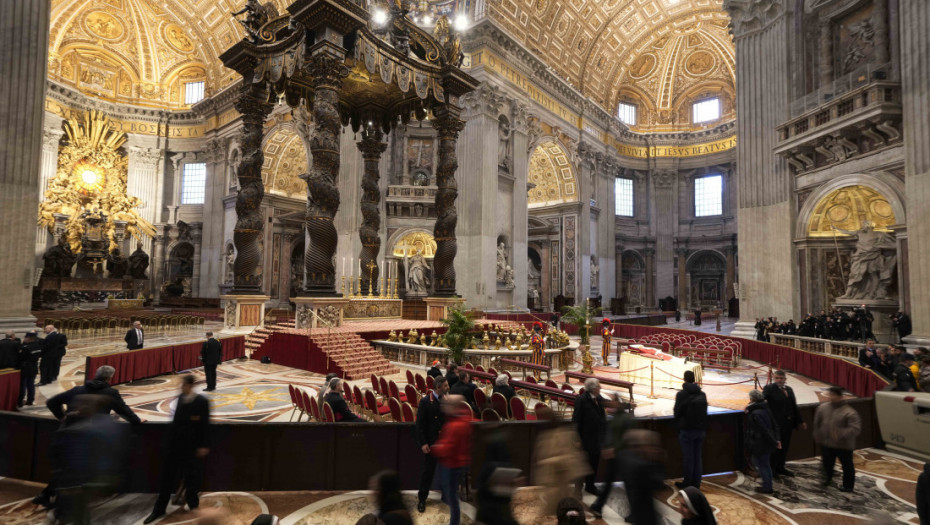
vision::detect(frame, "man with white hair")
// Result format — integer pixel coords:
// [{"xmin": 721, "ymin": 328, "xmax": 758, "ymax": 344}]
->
[
  {"xmin": 124, "ymin": 320, "xmax": 145, "ymax": 350},
  {"xmin": 40, "ymin": 324, "xmax": 68, "ymax": 385},
  {"xmin": 46, "ymin": 365, "xmax": 143, "ymax": 424},
  {"xmin": 492, "ymin": 374, "xmax": 516, "ymax": 401},
  {"xmin": 572, "ymin": 377, "xmax": 607, "ymax": 495}
]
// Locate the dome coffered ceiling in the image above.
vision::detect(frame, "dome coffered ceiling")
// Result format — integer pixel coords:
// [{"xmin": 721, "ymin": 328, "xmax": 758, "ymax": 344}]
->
[{"xmin": 486, "ymin": 0, "xmax": 735, "ymax": 129}]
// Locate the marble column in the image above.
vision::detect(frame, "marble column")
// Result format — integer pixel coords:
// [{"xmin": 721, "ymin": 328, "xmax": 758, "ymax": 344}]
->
[
  {"xmin": 819, "ymin": 20, "xmax": 833, "ymax": 88},
  {"xmin": 0, "ymin": 0, "xmax": 50, "ymax": 331},
  {"xmin": 191, "ymin": 223, "xmax": 203, "ymax": 298},
  {"xmin": 725, "ymin": 246, "xmax": 736, "ymax": 301},
  {"xmin": 677, "ymin": 249, "xmax": 688, "ymax": 307},
  {"xmin": 652, "ymin": 171, "xmax": 677, "ymax": 300},
  {"xmin": 303, "ymin": 45, "xmax": 349, "ymax": 296},
  {"xmin": 152, "ymin": 228, "xmax": 166, "ymax": 301},
  {"xmin": 872, "ymin": 0, "xmax": 890, "ymax": 64},
  {"xmin": 431, "ymin": 106, "xmax": 465, "ymax": 297},
  {"xmin": 35, "ymin": 123, "xmax": 64, "ymax": 263},
  {"xmin": 198, "ymin": 137, "xmax": 229, "ymax": 297},
  {"xmin": 644, "ymin": 247, "xmax": 656, "ymax": 309},
  {"xmin": 127, "ymin": 145, "xmax": 163, "ymax": 255},
  {"xmin": 357, "ymin": 128, "xmax": 386, "ymax": 294},
  {"xmin": 511, "ymin": 103, "xmax": 529, "ymax": 310},
  {"xmin": 900, "ymin": 0, "xmax": 930, "ymax": 344}
]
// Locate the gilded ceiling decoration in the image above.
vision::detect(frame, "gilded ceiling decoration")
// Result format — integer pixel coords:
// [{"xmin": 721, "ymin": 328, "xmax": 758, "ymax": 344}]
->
[
  {"xmin": 391, "ymin": 231, "xmax": 438, "ymax": 259},
  {"xmin": 486, "ymin": 0, "xmax": 735, "ymax": 128},
  {"xmin": 527, "ymin": 140, "xmax": 577, "ymax": 208},
  {"xmin": 261, "ymin": 126, "xmax": 309, "ymax": 199},
  {"xmin": 807, "ymin": 185, "xmax": 896, "ymax": 237},
  {"xmin": 38, "ymin": 110, "xmax": 155, "ymax": 253},
  {"xmin": 47, "ymin": 0, "xmax": 289, "ymax": 109}
]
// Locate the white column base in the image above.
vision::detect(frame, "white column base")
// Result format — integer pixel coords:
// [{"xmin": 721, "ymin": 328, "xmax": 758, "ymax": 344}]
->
[
  {"xmin": 729, "ymin": 321, "xmax": 758, "ymax": 340},
  {"xmin": 0, "ymin": 316, "xmax": 39, "ymax": 336}
]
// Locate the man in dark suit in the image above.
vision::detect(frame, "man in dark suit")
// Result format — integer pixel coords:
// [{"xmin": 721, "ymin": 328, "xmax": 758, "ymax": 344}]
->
[
  {"xmin": 763, "ymin": 370, "xmax": 806, "ymax": 477},
  {"xmin": 0, "ymin": 331, "xmax": 21, "ymax": 369},
  {"xmin": 415, "ymin": 376, "xmax": 449, "ymax": 513},
  {"xmin": 200, "ymin": 332, "xmax": 222, "ymax": 391},
  {"xmin": 124, "ymin": 321, "xmax": 145, "ymax": 350},
  {"xmin": 18, "ymin": 332, "xmax": 43, "ymax": 407},
  {"xmin": 450, "ymin": 370, "xmax": 477, "ymax": 410},
  {"xmin": 572, "ymin": 377, "xmax": 607, "ymax": 495},
  {"xmin": 144, "ymin": 375, "xmax": 210, "ymax": 524},
  {"xmin": 445, "ymin": 363, "xmax": 459, "ymax": 389},
  {"xmin": 41, "ymin": 324, "xmax": 67, "ymax": 384},
  {"xmin": 322, "ymin": 378, "xmax": 363, "ymax": 422}
]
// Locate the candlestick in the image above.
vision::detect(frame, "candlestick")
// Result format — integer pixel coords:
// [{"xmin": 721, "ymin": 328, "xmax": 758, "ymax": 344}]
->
[
  {"xmin": 393, "ymin": 277, "xmax": 399, "ymax": 299},
  {"xmin": 356, "ymin": 275, "xmax": 362, "ymax": 297},
  {"xmin": 342, "ymin": 256, "xmax": 345, "ymax": 279},
  {"xmin": 341, "ymin": 275, "xmax": 346, "ymax": 297},
  {"xmin": 366, "ymin": 260, "xmax": 377, "ymax": 297}
]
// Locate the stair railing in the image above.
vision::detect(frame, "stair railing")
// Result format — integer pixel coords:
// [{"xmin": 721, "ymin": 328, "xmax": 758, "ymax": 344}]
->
[
  {"xmin": 244, "ymin": 309, "xmax": 276, "ymax": 359},
  {"xmin": 301, "ymin": 308, "xmax": 357, "ymax": 379}
]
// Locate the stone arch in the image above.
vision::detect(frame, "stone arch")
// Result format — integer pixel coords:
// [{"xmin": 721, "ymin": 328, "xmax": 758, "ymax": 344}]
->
[
  {"xmin": 686, "ymin": 250, "xmax": 726, "ymax": 307},
  {"xmin": 619, "ymin": 250, "xmax": 646, "ymax": 307},
  {"xmin": 795, "ymin": 173, "xmax": 906, "ymax": 239},
  {"xmin": 261, "ymin": 123, "xmax": 310, "ymax": 199},
  {"xmin": 527, "ymin": 140, "xmax": 579, "ymax": 208}
]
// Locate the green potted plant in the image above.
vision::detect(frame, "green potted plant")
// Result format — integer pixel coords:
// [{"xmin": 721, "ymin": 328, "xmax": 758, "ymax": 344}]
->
[
  {"xmin": 440, "ymin": 306, "xmax": 475, "ymax": 365},
  {"xmin": 560, "ymin": 303, "xmax": 602, "ymax": 345}
]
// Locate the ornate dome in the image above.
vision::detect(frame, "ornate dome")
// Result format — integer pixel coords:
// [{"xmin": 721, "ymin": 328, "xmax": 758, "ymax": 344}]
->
[
  {"xmin": 261, "ymin": 126, "xmax": 309, "ymax": 199},
  {"xmin": 527, "ymin": 140, "xmax": 577, "ymax": 208}
]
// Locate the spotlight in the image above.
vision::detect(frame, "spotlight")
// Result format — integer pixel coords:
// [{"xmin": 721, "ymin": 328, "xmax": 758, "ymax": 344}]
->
[
  {"xmin": 453, "ymin": 14, "xmax": 469, "ymax": 31},
  {"xmin": 372, "ymin": 9, "xmax": 388, "ymax": 26}
]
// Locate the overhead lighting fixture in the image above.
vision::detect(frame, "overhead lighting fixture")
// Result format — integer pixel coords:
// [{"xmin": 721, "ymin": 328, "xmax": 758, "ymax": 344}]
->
[
  {"xmin": 372, "ymin": 9, "xmax": 388, "ymax": 26},
  {"xmin": 421, "ymin": 14, "xmax": 432, "ymax": 25},
  {"xmin": 453, "ymin": 14, "xmax": 469, "ymax": 31}
]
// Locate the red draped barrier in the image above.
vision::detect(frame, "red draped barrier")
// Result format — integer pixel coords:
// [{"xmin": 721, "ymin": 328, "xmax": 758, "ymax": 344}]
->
[
  {"xmin": 613, "ymin": 324, "xmax": 889, "ymax": 398},
  {"xmin": 84, "ymin": 336, "xmax": 245, "ymax": 385},
  {"xmin": 0, "ymin": 369, "xmax": 21, "ymax": 411}
]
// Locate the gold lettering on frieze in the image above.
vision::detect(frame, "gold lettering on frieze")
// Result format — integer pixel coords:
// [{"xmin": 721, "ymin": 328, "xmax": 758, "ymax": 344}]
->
[{"xmin": 45, "ymin": 97, "xmax": 207, "ymax": 138}]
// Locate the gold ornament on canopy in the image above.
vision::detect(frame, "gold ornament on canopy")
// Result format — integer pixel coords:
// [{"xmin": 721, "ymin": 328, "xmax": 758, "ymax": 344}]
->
[{"xmin": 38, "ymin": 110, "xmax": 155, "ymax": 253}]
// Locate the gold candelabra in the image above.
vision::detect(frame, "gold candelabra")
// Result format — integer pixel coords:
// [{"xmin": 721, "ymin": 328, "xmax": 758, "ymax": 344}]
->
[
  {"xmin": 355, "ymin": 275, "xmax": 362, "ymax": 298},
  {"xmin": 378, "ymin": 277, "xmax": 385, "ymax": 298},
  {"xmin": 341, "ymin": 275, "xmax": 347, "ymax": 297},
  {"xmin": 392, "ymin": 277, "xmax": 399, "ymax": 299},
  {"xmin": 366, "ymin": 260, "xmax": 377, "ymax": 297}
]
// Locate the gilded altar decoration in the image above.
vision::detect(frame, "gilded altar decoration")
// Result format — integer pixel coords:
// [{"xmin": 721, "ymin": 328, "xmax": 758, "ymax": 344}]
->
[{"xmin": 38, "ymin": 111, "xmax": 155, "ymax": 254}]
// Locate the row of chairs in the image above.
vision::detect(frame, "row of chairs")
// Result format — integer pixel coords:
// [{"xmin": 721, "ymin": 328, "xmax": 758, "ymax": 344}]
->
[{"xmin": 42, "ymin": 314, "xmax": 204, "ymax": 339}]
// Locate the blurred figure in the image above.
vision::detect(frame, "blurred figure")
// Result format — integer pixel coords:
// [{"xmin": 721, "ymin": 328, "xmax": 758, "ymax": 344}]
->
[
  {"xmin": 674, "ymin": 370, "xmax": 708, "ymax": 489},
  {"xmin": 318, "ymin": 372, "xmax": 339, "ymax": 412},
  {"xmin": 18, "ymin": 331, "xmax": 42, "ymax": 407},
  {"xmin": 144, "ymin": 375, "xmax": 211, "ymax": 523},
  {"xmin": 415, "ymin": 376, "xmax": 449, "ymax": 512},
  {"xmin": 891, "ymin": 310, "xmax": 912, "ymax": 342},
  {"xmin": 555, "ymin": 497, "xmax": 586, "ymax": 525},
  {"xmin": 430, "ymin": 394, "xmax": 473, "ymax": 525},
  {"xmin": 917, "ymin": 462, "xmax": 929, "ymax": 525},
  {"xmin": 813, "ymin": 386, "xmax": 861, "ymax": 493},
  {"xmin": 200, "ymin": 331, "xmax": 222, "ymax": 391},
  {"xmin": 920, "ymin": 357, "xmax": 930, "ymax": 392},
  {"xmin": 622, "ymin": 429, "xmax": 667, "ymax": 525},
  {"xmin": 893, "ymin": 354, "xmax": 918, "ymax": 392},
  {"xmin": 324, "ymin": 377, "xmax": 364, "ymax": 422},
  {"xmin": 676, "ymin": 486, "xmax": 717, "ymax": 525},
  {"xmin": 369, "ymin": 470, "xmax": 413, "ymax": 525},
  {"xmin": 745, "ymin": 389, "xmax": 780, "ymax": 494},
  {"xmin": 763, "ymin": 370, "xmax": 805, "ymax": 477},
  {"xmin": 532, "ymin": 405, "xmax": 590, "ymax": 516},
  {"xmin": 572, "ymin": 377, "xmax": 606, "ymax": 495},
  {"xmin": 0, "ymin": 331, "xmax": 20, "ymax": 369},
  {"xmin": 52, "ymin": 394, "xmax": 130, "ymax": 524},
  {"xmin": 589, "ymin": 393, "xmax": 634, "ymax": 518},
  {"xmin": 445, "ymin": 362, "xmax": 460, "ymax": 389},
  {"xmin": 428, "ymin": 359, "xmax": 443, "ymax": 379},
  {"xmin": 492, "ymin": 374, "xmax": 516, "ymax": 401},
  {"xmin": 474, "ymin": 425, "xmax": 519, "ymax": 525}
]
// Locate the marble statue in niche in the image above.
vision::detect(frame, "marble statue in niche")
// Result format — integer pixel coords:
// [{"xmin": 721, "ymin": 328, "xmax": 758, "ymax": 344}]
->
[
  {"xmin": 590, "ymin": 255, "xmax": 600, "ymax": 290},
  {"xmin": 224, "ymin": 244, "xmax": 236, "ymax": 284},
  {"xmin": 42, "ymin": 236, "xmax": 77, "ymax": 278},
  {"xmin": 404, "ymin": 246, "xmax": 431, "ymax": 296},
  {"xmin": 833, "ymin": 221, "xmax": 897, "ymax": 300},
  {"xmin": 843, "ymin": 19, "xmax": 874, "ymax": 73},
  {"xmin": 498, "ymin": 115, "xmax": 512, "ymax": 172},
  {"xmin": 496, "ymin": 241, "xmax": 509, "ymax": 282}
]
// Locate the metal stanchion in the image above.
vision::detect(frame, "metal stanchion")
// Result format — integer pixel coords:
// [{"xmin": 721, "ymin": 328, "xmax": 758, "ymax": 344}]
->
[
  {"xmin": 753, "ymin": 372, "xmax": 759, "ymax": 390},
  {"xmin": 648, "ymin": 361, "xmax": 656, "ymax": 399}
]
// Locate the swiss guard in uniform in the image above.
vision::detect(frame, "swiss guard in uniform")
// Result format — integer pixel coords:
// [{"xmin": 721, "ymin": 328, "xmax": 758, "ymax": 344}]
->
[
  {"xmin": 530, "ymin": 322, "xmax": 546, "ymax": 375},
  {"xmin": 601, "ymin": 317, "xmax": 613, "ymax": 365}
]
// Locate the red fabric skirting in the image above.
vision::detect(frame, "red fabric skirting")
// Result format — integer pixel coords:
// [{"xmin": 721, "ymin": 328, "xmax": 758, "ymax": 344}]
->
[
  {"xmin": 613, "ymin": 324, "xmax": 888, "ymax": 398},
  {"xmin": 0, "ymin": 369, "xmax": 20, "ymax": 411},
  {"xmin": 84, "ymin": 336, "xmax": 245, "ymax": 385}
]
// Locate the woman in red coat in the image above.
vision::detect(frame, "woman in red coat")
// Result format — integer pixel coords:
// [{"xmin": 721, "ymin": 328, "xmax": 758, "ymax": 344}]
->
[{"xmin": 431, "ymin": 395, "xmax": 473, "ymax": 525}]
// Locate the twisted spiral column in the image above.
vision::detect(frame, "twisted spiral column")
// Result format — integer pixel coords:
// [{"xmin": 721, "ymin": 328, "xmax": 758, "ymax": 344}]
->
[
  {"xmin": 432, "ymin": 107, "xmax": 465, "ymax": 297},
  {"xmin": 357, "ymin": 128, "xmax": 386, "ymax": 294},
  {"xmin": 231, "ymin": 85, "xmax": 273, "ymax": 293},
  {"xmin": 303, "ymin": 48, "xmax": 349, "ymax": 296}
]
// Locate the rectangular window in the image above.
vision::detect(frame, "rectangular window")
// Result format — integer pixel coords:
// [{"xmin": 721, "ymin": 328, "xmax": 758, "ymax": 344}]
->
[
  {"xmin": 184, "ymin": 81, "xmax": 205, "ymax": 105},
  {"xmin": 693, "ymin": 97, "xmax": 720, "ymax": 124},
  {"xmin": 181, "ymin": 163, "xmax": 207, "ymax": 205},
  {"xmin": 694, "ymin": 174, "xmax": 723, "ymax": 217},
  {"xmin": 615, "ymin": 178, "xmax": 634, "ymax": 217},
  {"xmin": 617, "ymin": 102, "xmax": 637, "ymax": 126}
]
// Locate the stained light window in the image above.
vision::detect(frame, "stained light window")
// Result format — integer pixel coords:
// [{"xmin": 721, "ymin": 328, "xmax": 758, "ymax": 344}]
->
[
  {"xmin": 185, "ymin": 81, "xmax": 205, "ymax": 105},
  {"xmin": 181, "ymin": 163, "xmax": 207, "ymax": 205},
  {"xmin": 615, "ymin": 178, "xmax": 634, "ymax": 217},
  {"xmin": 617, "ymin": 102, "xmax": 637, "ymax": 126},
  {"xmin": 693, "ymin": 97, "xmax": 721, "ymax": 124},
  {"xmin": 694, "ymin": 174, "xmax": 723, "ymax": 217}
]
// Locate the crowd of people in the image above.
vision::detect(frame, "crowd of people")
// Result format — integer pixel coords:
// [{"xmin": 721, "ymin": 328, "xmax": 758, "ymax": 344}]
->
[
  {"xmin": 0, "ymin": 326, "xmax": 69, "ymax": 407},
  {"xmin": 757, "ymin": 308, "xmax": 913, "ymax": 344},
  {"xmin": 857, "ymin": 340, "xmax": 930, "ymax": 390}
]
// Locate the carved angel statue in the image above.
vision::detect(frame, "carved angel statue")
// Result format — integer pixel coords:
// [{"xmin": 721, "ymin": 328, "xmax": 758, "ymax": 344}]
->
[
  {"xmin": 432, "ymin": 15, "xmax": 463, "ymax": 67},
  {"xmin": 832, "ymin": 221, "xmax": 897, "ymax": 300},
  {"xmin": 231, "ymin": 0, "xmax": 276, "ymax": 43}
]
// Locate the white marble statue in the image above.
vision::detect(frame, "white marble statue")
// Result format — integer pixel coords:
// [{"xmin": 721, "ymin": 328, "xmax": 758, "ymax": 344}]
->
[
  {"xmin": 224, "ymin": 245, "xmax": 236, "ymax": 284},
  {"xmin": 590, "ymin": 255, "xmax": 600, "ymax": 290},
  {"xmin": 504, "ymin": 265, "xmax": 515, "ymax": 289},
  {"xmin": 403, "ymin": 246, "xmax": 430, "ymax": 295},
  {"xmin": 498, "ymin": 118, "xmax": 512, "ymax": 171},
  {"xmin": 496, "ymin": 241, "xmax": 509, "ymax": 282},
  {"xmin": 833, "ymin": 221, "xmax": 897, "ymax": 300}
]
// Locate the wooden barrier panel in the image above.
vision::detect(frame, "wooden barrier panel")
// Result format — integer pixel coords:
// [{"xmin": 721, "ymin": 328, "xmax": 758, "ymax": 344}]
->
[{"xmin": 84, "ymin": 336, "xmax": 245, "ymax": 385}]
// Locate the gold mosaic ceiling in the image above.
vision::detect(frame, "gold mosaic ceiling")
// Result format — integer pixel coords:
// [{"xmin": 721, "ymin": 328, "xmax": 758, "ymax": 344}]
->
[
  {"xmin": 487, "ymin": 0, "xmax": 735, "ymax": 129},
  {"xmin": 528, "ymin": 140, "xmax": 577, "ymax": 208},
  {"xmin": 807, "ymin": 185, "xmax": 896, "ymax": 237},
  {"xmin": 261, "ymin": 126, "xmax": 309, "ymax": 199}
]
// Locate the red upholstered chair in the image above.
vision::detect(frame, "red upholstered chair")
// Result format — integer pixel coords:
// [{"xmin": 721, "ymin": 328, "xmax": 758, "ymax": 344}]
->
[
  {"xmin": 302, "ymin": 391, "xmax": 315, "ymax": 421},
  {"xmin": 460, "ymin": 400, "xmax": 477, "ymax": 420},
  {"xmin": 415, "ymin": 374, "xmax": 428, "ymax": 394},
  {"xmin": 490, "ymin": 392, "xmax": 509, "ymax": 420},
  {"xmin": 661, "ymin": 341, "xmax": 670, "ymax": 353},
  {"xmin": 545, "ymin": 379, "xmax": 558, "ymax": 389},
  {"xmin": 488, "ymin": 367, "xmax": 498, "ymax": 377},
  {"xmin": 405, "ymin": 384, "xmax": 420, "ymax": 406},
  {"xmin": 353, "ymin": 385, "xmax": 365, "ymax": 409},
  {"xmin": 510, "ymin": 396, "xmax": 536, "ymax": 421},
  {"xmin": 504, "ymin": 371, "xmax": 512, "ymax": 381},
  {"xmin": 288, "ymin": 385, "xmax": 300, "ymax": 422},
  {"xmin": 463, "ymin": 362, "xmax": 474, "ymax": 369},
  {"xmin": 481, "ymin": 408, "xmax": 501, "ymax": 421},
  {"xmin": 534, "ymin": 402, "xmax": 549, "ymax": 417},
  {"xmin": 426, "ymin": 375, "xmax": 435, "ymax": 390},
  {"xmin": 388, "ymin": 397, "xmax": 403, "ymax": 422},
  {"xmin": 380, "ymin": 377, "xmax": 390, "ymax": 399},
  {"xmin": 389, "ymin": 380, "xmax": 407, "ymax": 402},
  {"xmin": 561, "ymin": 383, "xmax": 575, "ymax": 394},
  {"xmin": 343, "ymin": 381, "xmax": 354, "ymax": 406},
  {"xmin": 365, "ymin": 389, "xmax": 391, "ymax": 421},
  {"xmin": 401, "ymin": 402, "xmax": 415, "ymax": 422},
  {"xmin": 525, "ymin": 376, "xmax": 537, "ymax": 384},
  {"xmin": 406, "ymin": 369, "xmax": 415, "ymax": 385},
  {"xmin": 322, "ymin": 402, "xmax": 335, "ymax": 422},
  {"xmin": 371, "ymin": 374, "xmax": 380, "ymax": 395},
  {"xmin": 476, "ymin": 365, "xmax": 486, "ymax": 373},
  {"xmin": 473, "ymin": 387, "xmax": 488, "ymax": 412}
]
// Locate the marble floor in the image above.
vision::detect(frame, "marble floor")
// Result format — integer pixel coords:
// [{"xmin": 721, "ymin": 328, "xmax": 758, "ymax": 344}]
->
[{"xmin": 0, "ymin": 448, "xmax": 921, "ymax": 524}]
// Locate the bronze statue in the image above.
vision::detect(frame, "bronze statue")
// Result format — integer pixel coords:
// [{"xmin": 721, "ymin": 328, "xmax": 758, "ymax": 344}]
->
[
  {"xmin": 129, "ymin": 242, "xmax": 150, "ymax": 279},
  {"xmin": 106, "ymin": 248, "xmax": 129, "ymax": 279},
  {"xmin": 42, "ymin": 236, "xmax": 77, "ymax": 278},
  {"xmin": 231, "ymin": 0, "xmax": 274, "ymax": 43}
]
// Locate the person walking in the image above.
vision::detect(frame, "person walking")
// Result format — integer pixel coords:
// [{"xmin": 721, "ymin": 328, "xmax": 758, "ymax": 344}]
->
[
  {"xmin": 589, "ymin": 395, "xmax": 633, "ymax": 519},
  {"xmin": 125, "ymin": 321, "xmax": 145, "ymax": 350},
  {"xmin": 200, "ymin": 332, "xmax": 222, "ymax": 391},
  {"xmin": 673, "ymin": 370, "xmax": 708, "ymax": 489},
  {"xmin": 571, "ymin": 377, "xmax": 607, "ymax": 495},
  {"xmin": 763, "ymin": 370, "xmax": 806, "ymax": 477},
  {"xmin": 144, "ymin": 375, "xmax": 211, "ymax": 523},
  {"xmin": 18, "ymin": 331, "xmax": 43, "ymax": 407},
  {"xmin": 917, "ymin": 462, "xmax": 929, "ymax": 525},
  {"xmin": 370, "ymin": 470, "xmax": 414, "ymax": 525},
  {"xmin": 813, "ymin": 386, "xmax": 861, "ymax": 492},
  {"xmin": 430, "ymin": 395, "xmax": 473, "ymax": 525},
  {"xmin": 622, "ymin": 429, "xmax": 667, "ymax": 525},
  {"xmin": 676, "ymin": 486, "xmax": 717, "ymax": 525},
  {"xmin": 415, "ymin": 376, "xmax": 449, "ymax": 512},
  {"xmin": 746, "ymin": 389, "xmax": 780, "ymax": 494}
]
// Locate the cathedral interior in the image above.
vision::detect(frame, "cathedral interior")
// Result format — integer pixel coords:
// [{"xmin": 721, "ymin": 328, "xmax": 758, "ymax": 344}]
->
[{"xmin": 1, "ymin": 0, "xmax": 929, "ymax": 523}]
